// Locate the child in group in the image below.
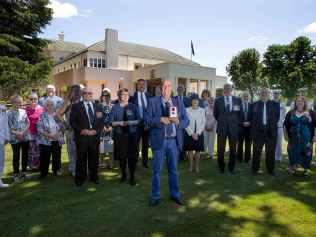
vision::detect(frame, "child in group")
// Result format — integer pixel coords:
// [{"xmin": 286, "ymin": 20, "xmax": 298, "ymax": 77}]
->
[{"xmin": 0, "ymin": 104, "xmax": 10, "ymax": 188}]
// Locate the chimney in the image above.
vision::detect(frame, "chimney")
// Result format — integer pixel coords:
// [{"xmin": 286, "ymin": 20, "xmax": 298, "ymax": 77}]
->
[
  {"xmin": 58, "ymin": 31, "xmax": 64, "ymax": 41},
  {"xmin": 105, "ymin": 28, "xmax": 118, "ymax": 69}
]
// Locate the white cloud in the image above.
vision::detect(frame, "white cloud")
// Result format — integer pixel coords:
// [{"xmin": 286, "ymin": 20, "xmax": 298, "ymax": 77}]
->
[
  {"xmin": 302, "ymin": 21, "xmax": 316, "ymax": 33},
  {"xmin": 48, "ymin": 0, "xmax": 78, "ymax": 18},
  {"xmin": 79, "ymin": 9, "xmax": 93, "ymax": 18}
]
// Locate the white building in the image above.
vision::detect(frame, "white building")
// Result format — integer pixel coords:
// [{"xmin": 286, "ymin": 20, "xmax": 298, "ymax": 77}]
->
[{"xmin": 50, "ymin": 28, "xmax": 227, "ymax": 98}]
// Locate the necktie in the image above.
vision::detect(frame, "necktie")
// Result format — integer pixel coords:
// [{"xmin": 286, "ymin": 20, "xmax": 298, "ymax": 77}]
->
[
  {"xmin": 165, "ymin": 102, "xmax": 173, "ymax": 137},
  {"xmin": 263, "ymin": 102, "xmax": 267, "ymax": 126},
  {"xmin": 226, "ymin": 97, "xmax": 230, "ymax": 112},
  {"xmin": 87, "ymin": 103, "xmax": 94, "ymax": 128},
  {"xmin": 244, "ymin": 102, "xmax": 248, "ymax": 121},
  {"xmin": 140, "ymin": 92, "xmax": 146, "ymax": 118},
  {"xmin": 194, "ymin": 120, "xmax": 197, "ymax": 134}
]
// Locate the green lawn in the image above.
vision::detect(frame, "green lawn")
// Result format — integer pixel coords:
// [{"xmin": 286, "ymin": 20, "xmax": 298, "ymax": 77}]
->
[{"xmin": 0, "ymin": 145, "xmax": 315, "ymax": 237}]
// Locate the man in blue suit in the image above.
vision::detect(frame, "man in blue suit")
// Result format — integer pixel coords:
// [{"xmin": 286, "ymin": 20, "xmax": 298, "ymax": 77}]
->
[
  {"xmin": 145, "ymin": 80, "xmax": 189, "ymax": 207},
  {"xmin": 130, "ymin": 79, "xmax": 151, "ymax": 168}
]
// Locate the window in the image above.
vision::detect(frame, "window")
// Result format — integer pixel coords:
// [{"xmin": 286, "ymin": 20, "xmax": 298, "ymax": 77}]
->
[
  {"xmin": 98, "ymin": 58, "xmax": 102, "ymax": 68},
  {"xmin": 93, "ymin": 58, "xmax": 97, "ymax": 68},
  {"xmin": 102, "ymin": 59, "xmax": 106, "ymax": 68},
  {"xmin": 83, "ymin": 59, "xmax": 87, "ymax": 67},
  {"xmin": 89, "ymin": 58, "xmax": 93, "ymax": 68},
  {"xmin": 134, "ymin": 63, "xmax": 142, "ymax": 70}
]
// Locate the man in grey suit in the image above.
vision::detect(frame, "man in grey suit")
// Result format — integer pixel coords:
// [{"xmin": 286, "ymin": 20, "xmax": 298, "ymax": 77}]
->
[{"xmin": 214, "ymin": 84, "xmax": 243, "ymax": 174}]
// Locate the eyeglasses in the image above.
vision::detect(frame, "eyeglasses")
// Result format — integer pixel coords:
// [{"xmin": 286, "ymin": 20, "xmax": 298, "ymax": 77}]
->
[
  {"xmin": 83, "ymin": 92, "xmax": 93, "ymax": 95},
  {"xmin": 29, "ymin": 98, "xmax": 37, "ymax": 101}
]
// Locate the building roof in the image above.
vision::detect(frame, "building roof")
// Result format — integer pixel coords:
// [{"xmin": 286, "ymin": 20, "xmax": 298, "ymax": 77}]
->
[
  {"xmin": 56, "ymin": 40, "xmax": 200, "ymax": 66},
  {"xmin": 47, "ymin": 40, "xmax": 86, "ymax": 52}
]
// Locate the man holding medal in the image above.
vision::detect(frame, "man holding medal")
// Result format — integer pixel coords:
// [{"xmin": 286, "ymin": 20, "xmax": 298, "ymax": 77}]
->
[
  {"xmin": 214, "ymin": 84, "xmax": 243, "ymax": 174},
  {"xmin": 146, "ymin": 80, "xmax": 189, "ymax": 207}
]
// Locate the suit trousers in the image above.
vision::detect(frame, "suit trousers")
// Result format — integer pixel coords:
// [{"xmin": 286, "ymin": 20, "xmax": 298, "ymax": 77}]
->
[
  {"xmin": 75, "ymin": 135, "xmax": 99, "ymax": 185},
  {"xmin": 252, "ymin": 130, "xmax": 277, "ymax": 174},
  {"xmin": 217, "ymin": 133, "xmax": 237, "ymax": 172},
  {"xmin": 11, "ymin": 141, "xmax": 29, "ymax": 175},
  {"xmin": 39, "ymin": 141, "xmax": 61, "ymax": 178},
  {"xmin": 237, "ymin": 126, "xmax": 252, "ymax": 163},
  {"xmin": 151, "ymin": 138, "xmax": 180, "ymax": 200},
  {"xmin": 137, "ymin": 124, "xmax": 149, "ymax": 166}
]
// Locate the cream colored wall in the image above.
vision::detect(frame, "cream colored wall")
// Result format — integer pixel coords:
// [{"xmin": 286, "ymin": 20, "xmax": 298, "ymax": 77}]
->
[
  {"xmin": 215, "ymin": 75, "xmax": 228, "ymax": 89},
  {"xmin": 118, "ymin": 55, "xmax": 164, "ymax": 71},
  {"xmin": 53, "ymin": 53, "xmax": 88, "ymax": 74}
]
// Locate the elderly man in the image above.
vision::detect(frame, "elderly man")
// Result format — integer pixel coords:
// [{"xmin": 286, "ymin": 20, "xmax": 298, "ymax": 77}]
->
[
  {"xmin": 237, "ymin": 91, "xmax": 252, "ymax": 163},
  {"xmin": 251, "ymin": 88, "xmax": 280, "ymax": 175},
  {"xmin": 70, "ymin": 88, "xmax": 104, "ymax": 186},
  {"xmin": 146, "ymin": 80, "xmax": 189, "ymax": 207},
  {"xmin": 130, "ymin": 79, "xmax": 151, "ymax": 168},
  {"xmin": 39, "ymin": 85, "xmax": 63, "ymax": 111},
  {"xmin": 214, "ymin": 84, "xmax": 243, "ymax": 174},
  {"xmin": 273, "ymin": 90, "xmax": 286, "ymax": 163}
]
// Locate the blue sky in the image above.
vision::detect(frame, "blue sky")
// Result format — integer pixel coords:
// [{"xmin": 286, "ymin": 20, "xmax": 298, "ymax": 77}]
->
[{"xmin": 42, "ymin": 0, "xmax": 316, "ymax": 76}]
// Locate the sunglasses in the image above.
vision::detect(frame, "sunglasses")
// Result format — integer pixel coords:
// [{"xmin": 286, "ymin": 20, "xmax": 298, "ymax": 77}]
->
[
  {"xmin": 29, "ymin": 98, "xmax": 37, "ymax": 101},
  {"xmin": 83, "ymin": 92, "xmax": 93, "ymax": 95}
]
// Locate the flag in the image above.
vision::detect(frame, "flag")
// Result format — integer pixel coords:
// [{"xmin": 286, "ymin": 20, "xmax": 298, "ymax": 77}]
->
[{"xmin": 191, "ymin": 40, "xmax": 195, "ymax": 56}]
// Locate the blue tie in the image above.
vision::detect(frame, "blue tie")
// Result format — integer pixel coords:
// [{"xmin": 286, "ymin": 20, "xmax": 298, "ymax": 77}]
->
[
  {"xmin": 165, "ymin": 102, "xmax": 174, "ymax": 137},
  {"xmin": 140, "ymin": 93, "xmax": 146, "ymax": 118}
]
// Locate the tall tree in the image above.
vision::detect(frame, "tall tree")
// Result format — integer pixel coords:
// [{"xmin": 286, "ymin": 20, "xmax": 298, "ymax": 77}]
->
[
  {"xmin": 0, "ymin": 0, "xmax": 53, "ymax": 98},
  {"xmin": 263, "ymin": 36, "xmax": 316, "ymax": 98},
  {"xmin": 226, "ymin": 48, "xmax": 265, "ymax": 100}
]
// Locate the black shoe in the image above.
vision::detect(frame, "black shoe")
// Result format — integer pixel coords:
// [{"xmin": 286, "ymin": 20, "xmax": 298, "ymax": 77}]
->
[
  {"xmin": 268, "ymin": 172, "xmax": 275, "ymax": 176},
  {"xmin": 143, "ymin": 163, "xmax": 149, "ymax": 168},
  {"xmin": 75, "ymin": 182, "xmax": 83, "ymax": 187},
  {"xmin": 170, "ymin": 197, "xmax": 185, "ymax": 206},
  {"xmin": 129, "ymin": 179, "xmax": 136, "ymax": 186},
  {"xmin": 92, "ymin": 180, "xmax": 99, "ymax": 184},
  {"xmin": 209, "ymin": 156, "xmax": 213, "ymax": 160},
  {"xmin": 149, "ymin": 199, "xmax": 160, "ymax": 207},
  {"xmin": 120, "ymin": 176, "xmax": 127, "ymax": 183},
  {"xmin": 229, "ymin": 170, "xmax": 235, "ymax": 175}
]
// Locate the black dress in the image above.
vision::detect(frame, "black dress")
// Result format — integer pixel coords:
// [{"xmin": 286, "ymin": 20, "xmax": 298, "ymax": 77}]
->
[{"xmin": 184, "ymin": 120, "xmax": 204, "ymax": 152}]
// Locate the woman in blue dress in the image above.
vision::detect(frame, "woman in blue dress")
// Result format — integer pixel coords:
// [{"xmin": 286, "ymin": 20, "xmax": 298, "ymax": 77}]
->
[{"xmin": 284, "ymin": 96, "xmax": 314, "ymax": 176}]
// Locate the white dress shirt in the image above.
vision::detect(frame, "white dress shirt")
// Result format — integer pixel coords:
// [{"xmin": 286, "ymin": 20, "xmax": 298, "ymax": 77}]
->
[
  {"xmin": 263, "ymin": 102, "xmax": 267, "ymax": 126},
  {"xmin": 185, "ymin": 107, "xmax": 206, "ymax": 136},
  {"xmin": 224, "ymin": 96, "xmax": 233, "ymax": 112}
]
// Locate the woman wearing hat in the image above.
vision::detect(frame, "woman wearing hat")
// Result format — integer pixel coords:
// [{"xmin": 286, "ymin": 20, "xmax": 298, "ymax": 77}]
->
[{"xmin": 184, "ymin": 94, "xmax": 206, "ymax": 173}]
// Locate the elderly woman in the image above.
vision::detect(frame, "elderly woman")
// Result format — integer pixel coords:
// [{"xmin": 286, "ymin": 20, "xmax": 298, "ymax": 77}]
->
[
  {"xmin": 99, "ymin": 89, "xmax": 114, "ymax": 169},
  {"xmin": 201, "ymin": 89, "xmax": 211, "ymax": 108},
  {"xmin": 184, "ymin": 94, "xmax": 206, "ymax": 173},
  {"xmin": 7, "ymin": 95, "xmax": 30, "ymax": 181},
  {"xmin": 284, "ymin": 96, "xmax": 315, "ymax": 176},
  {"xmin": 110, "ymin": 88, "xmax": 140, "ymax": 185},
  {"xmin": 204, "ymin": 96, "xmax": 217, "ymax": 159},
  {"xmin": 25, "ymin": 93, "xmax": 44, "ymax": 170},
  {"xmin": 57, "ymin": 85, "xmax": 82, "ymax": 176},
  {"xmin": 37, "ymin": 99, "xmax": 64, "ymax": 178}
]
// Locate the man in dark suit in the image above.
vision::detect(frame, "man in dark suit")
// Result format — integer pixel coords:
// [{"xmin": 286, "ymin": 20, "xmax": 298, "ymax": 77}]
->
[
  {"xmin": 251, "ymin": 87, "xmax": 280, "ymax": 176},
  {"xmin": 70, "ymin": 88, "xmax": 104, "ymax": 186},
  {"xmin": 176, "ymin": 84, "xmax": 190, "ymax": 108},
  {"xmin": 237, "ymin": 91, "xmax": 252, "ymax": 163},
  {"xmin": 214, "ymin": 84, "xmax": 243, "ymax": 174},
  {"xmin": 130, "ymin": 79, "xmax": 151, "ymax": 168}
]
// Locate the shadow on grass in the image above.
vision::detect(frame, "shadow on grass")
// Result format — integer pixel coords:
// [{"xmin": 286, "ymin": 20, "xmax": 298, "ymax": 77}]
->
[{"xmin": 0, "ymin": 157, "xmax": 315, "ymax": 237}]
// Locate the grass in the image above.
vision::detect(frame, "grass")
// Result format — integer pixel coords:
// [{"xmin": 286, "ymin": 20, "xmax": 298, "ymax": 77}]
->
[{"xmin": 0, "ymin": 145, "xmax": 316, "ymax": 237}]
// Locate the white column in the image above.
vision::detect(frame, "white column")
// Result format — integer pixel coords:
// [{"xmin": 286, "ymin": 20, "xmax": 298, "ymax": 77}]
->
[{"xmin": 197, "ymin": 80, "xmax": 201, "ymax": 95}]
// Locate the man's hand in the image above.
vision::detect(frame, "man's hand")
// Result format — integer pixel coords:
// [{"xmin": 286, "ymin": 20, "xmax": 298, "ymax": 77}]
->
[
  {"xmin": 160, "ymin": 117, "xmax": 170, "ymax": 125},
  {"xmin": 88, "ymin": 130, "xmax": 97, "ymax": 136},
  {"xmin": 169, "ymin": 117, "xmax": 179, "ymax": 126},
  {"xmin": 243, "ymin": 122, "xmax": 250, "ymax": 127},
  {"xmin": 80, "ymin": 129, "xmax": 90, "ymax": 135}
]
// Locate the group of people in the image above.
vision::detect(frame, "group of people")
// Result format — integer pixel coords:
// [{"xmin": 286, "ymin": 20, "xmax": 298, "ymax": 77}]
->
[{"xmin": 0, "ymin": 80, "xmax": 314, "ymax": 207}]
